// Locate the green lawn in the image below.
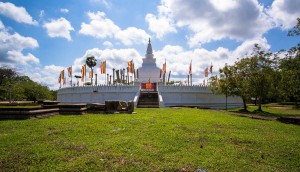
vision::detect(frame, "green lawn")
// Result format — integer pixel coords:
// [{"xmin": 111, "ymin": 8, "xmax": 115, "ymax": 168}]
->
[
  {"xmin": 230, "ymin": 104, "xmax": 300, "ymax": 117},
  {"xmin": 0, "ymin": 108, "xmax": 299, "ymax": 171}
]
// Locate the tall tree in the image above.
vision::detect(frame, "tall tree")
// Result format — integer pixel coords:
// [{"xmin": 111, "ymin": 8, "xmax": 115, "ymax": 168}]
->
[
  {"xmin": 279, "ymin": 18, "xmax": 300, "ymax": 106},
  {"xmin": 210, "ymin": 44, "xmax": 275, "ymax": 111},
  {"xmin": 85, "ymin": 56, "xmax": 97, "ymax": 85}
]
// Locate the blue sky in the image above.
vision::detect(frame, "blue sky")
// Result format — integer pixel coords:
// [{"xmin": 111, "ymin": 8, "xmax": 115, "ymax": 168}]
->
[{"xmin": 0, "ymin": 0, "xmax": 299, "ymax": 90}]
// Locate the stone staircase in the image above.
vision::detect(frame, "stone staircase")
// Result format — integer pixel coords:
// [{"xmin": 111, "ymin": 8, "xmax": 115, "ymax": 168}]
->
[{"xmin": 137, "ymin": 91, "xmax": 159, "ymax": 108}]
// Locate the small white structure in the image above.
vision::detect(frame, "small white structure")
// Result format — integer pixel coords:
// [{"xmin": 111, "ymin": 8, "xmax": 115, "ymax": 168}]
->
[
  {"xmin": 137, "ymin": 39, "xmax": 161, "ymax": 83},
  {"xmin": 58, "ymin": 39, "xmax": 243, "ymax": 109}
]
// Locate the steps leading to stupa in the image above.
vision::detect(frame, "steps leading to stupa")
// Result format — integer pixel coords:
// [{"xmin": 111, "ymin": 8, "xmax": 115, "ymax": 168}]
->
[{"xmin": 137, "ymin": 91, "xmax": 159, "ymax": 108}]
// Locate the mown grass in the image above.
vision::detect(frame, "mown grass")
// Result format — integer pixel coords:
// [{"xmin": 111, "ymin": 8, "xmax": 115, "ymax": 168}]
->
[
  {"xmin": 0, "ymin": 108, "xmax": 299, "ymax": 171},
  {"xmin": 230, "ymin": 104, "xmax": 300, "ymax": 117}
]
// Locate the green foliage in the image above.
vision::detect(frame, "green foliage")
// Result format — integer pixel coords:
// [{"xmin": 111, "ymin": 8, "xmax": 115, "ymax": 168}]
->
[
  {"xmin": 0, "ymin": 66, "xmax": 57, "ymax": 101},
  {"xmin": 279, "ymin": 18, "xmax": 300, "ymax": 105},
  {"xmin": 0, "ymin": 108, "xmax": 299, "ymax": 171},
  {"xmin": 86, "ymin": 56, "xmax": 97, "ymax": 69},
  {"xmin": 211, "ymin": 45, "xmax": 276, "ymax": 111}
]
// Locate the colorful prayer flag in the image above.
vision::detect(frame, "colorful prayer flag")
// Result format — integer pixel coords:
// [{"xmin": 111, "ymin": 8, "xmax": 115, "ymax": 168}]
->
[
  {"xmin": 162, "ymin": 59, "xmax": 166, "ymax": 74},
  {"xmin": 209, "ymin": 63, "xmax": 213, "ymax": 74},
  {"xmin": 204, "ymin": 68, "xmax": 208, "ymax": 77},
  {"xmin": 81, "ymin": 64, "xmax": 86, "ymax": 82},
  {"xmin": 61, "ymin": 70, "xmax": 65, "ymax": 80},
  {"xmin": 89, "ymin": 70, "xmax": 93, "ymax": 78},
  {"xmin": 128, "ymin": 60, "xmax": 134, "ymax": 73},
  {"xmin": 67, "ymin": 66, "xmax": 72, "ymax": 77},
  {"xmin": 100, "ymin": 61, "xmax": 106, "ymax": 74},
  {"xmin": 58, "ymin": 73, "xmax": 61, "ymax": 84}
]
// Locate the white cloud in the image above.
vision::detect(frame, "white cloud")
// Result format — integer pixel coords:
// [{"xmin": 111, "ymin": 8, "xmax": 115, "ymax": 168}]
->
[
  {"xmin": 0, "ymin": 20, "xmax": 4, "ymax": 29},
  {"xmin": 115, "ymin": 27, "xmax": 150, "ymax": 45},
  {"xmin": 145, "ymin": 2, "xmax": 177, "ymax": 39},
  {"xmin": 43, "ymin": 17, "xmax": 74, "ymax": 41},
  {"xmin": 79, "ymin": 11, "xmax": 120, "ymax": 39},
  {"xmin": 154, "ymin": 0, "xmax": 272, "ymax": 47},
  {"xmin": 39, "ymin": 10, "xmax": 45, "ymax": 18},
  {"xmin": 154, "ymin": 37, "xmax": 271, "ymax": 82},
  {"xmin": 72, "ymin": 48, "xmax": 143, "ymax": 84},
  {"xmin": 268, "ymin": 0, "xmax": 300, "ymax": 29},
  {"xmin": 89, "ymin": 0, "xmax": 112, "ymax": 9},
  {"xmin": 103, "ymin": 41, "xmax": 113, "ymax": 47},
  {"xmin": 79, "ymin": 11, "xmax": 150, "ymax": 45},
  {"xmin": 60, "ymin": 8, "xmax": 69, "ymax": 13},
  {"xmin": 0, "ymin": 2, "xmax": 38, "ymax": 25},
  {"xmin": 0, "ymin": 26, "xmax": 40, "ymax": 65}
]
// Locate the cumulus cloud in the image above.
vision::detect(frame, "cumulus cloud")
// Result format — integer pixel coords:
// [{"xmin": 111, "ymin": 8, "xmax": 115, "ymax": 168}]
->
[
  {"xmin": 0, "ymin": 20, "xmax": 4, "ymax": 29},
  {"xmin": 79, "ymin": 11, "xmax": 150, "ymax": 45},
  {"xmin": 0, "ymin": 25, "xmax": 40, "ymax": 65},
  {"xmin": 43, "ymin": 17, "xmax": 74, "ymax": 41},
  {"xmin": 145, "ymin": 2, "xmax": 176, "ymax": 39},
  {"xmin": 60, "ymin": 8, "xmax": 69, "ymax": 13},
  {"xmin": 150, "ymin": 0, "xmax": 272, "ymax": 47},
  {"xmin": 79, "ymin": 11, "xmax": 120, "ymax": 39},
  {"xmin": 268, "ymin": 0, "xmax": 300, "ymax": 29},
  {"xmin": 103, "ymin": 41, "xmax": 113, "ymax": 47},
  {"xmin": 0, "ymin": 2, "xmax": 38, "ymax": 25},
  {"xmin": 115, "ymin": 27, "xmax": 150, "ymax": 45},
  {"xmin": 154, "ymin": 37, "xmax": 271, "ymax": 82},
  {"xmin": 72, "ymin": 48, "xmax": 143, "ymax": 84}
]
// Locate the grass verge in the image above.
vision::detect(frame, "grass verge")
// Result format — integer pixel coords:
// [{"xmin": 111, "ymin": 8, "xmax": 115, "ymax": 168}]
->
[{"xmin": 0, "ymin": 108, "xmax": 299, "ymax": 171}]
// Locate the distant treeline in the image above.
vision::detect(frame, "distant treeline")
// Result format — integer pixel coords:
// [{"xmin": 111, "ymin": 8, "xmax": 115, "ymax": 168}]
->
[{"xmin": 0, "ymin": 66, "xmax": 57, "ymax": 102}]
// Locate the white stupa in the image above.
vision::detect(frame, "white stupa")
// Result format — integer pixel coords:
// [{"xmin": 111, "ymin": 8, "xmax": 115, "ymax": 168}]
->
[{"xmin": 137, "ymin": 38, "xmax": 161, "ymax": 83}]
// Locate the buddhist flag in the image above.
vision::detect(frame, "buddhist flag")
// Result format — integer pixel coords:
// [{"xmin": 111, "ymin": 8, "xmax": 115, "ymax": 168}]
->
[
  {"xmin": 188, "ymin": 60, "xmax": 192, "ymax": 75},
  {"xmin": 131, "ymin": 63, "xmax": 135, "ymax": 73},
  {"xmin": 100, "ymin": 61, "xmax": 106, "ymax": 74},
  {"xmin": 128, "ymin": 60, "xmax": 134, "ymax": 73},
  {"xmin": 89, "ymin": 70, "xmax": 93, "ymax": 78},
  {"xmin": 61, "ymin": 70, "xmax": 65, "ymax": 80},
  {"xmin": 162, "ymin": 59, "xmax": 166, "ymax": 74},
  {"xmin": 204, "ymin": 68, "xmax": 208, "ymax": 77},
  {"xmin": 81, "ymin": 64, "xmax": 86, "ymax": 82},
  {"xmin": 58, "ymin": 73, "xmax": 61, "ymax": 84},
  {"xmin": 209, "ymin": 63, "xmax": 213, "ymax": 74},
  {"xmin": 67, "ymin": 66, "xmax": 72, "ymax": 77}
]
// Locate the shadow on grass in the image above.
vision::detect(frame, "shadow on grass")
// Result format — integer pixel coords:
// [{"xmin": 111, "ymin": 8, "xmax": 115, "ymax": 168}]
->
[{"xmin": 230, "ymin": 108, "xmax": 299, "ymax": 118}]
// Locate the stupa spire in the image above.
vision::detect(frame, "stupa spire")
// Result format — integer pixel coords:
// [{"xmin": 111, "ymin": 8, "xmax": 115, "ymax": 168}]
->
[{"xmin": 146, "ymin": 38, "xmax": 153, "ymax": 55}]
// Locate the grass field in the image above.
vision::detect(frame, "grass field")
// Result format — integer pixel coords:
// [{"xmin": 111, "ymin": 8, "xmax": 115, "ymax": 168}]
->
[
  {"xmin": 0, "ymin": 108, "xmax": 299, "ymax": 171},
  {"xmin": 230, "ymin": 104, "xmax": 300, "ymax": 117}
]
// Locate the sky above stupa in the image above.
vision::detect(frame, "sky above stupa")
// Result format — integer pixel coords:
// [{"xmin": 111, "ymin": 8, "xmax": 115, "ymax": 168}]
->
[{"xmin": 0, "ymin": 0, "xmax": 299, "ymax": 89}]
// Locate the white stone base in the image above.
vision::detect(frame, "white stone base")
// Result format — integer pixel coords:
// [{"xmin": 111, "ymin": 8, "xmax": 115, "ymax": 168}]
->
[{"xmin": 57, "ymin": 85, "xmax": 243, "ymax": 109}]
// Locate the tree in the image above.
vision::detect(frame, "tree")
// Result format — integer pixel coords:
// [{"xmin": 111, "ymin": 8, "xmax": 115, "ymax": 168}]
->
[
  {"xmin": 246, "ymin": 44, "xmax": 275, "ymax": 111},
  {"xmin": 210, "ymin": 62, "xmax": 251, "ymax": 111},
  {"xmin": 210, "ymin": 44, "xmax": 276, "ymax": 111},
  {"xmin": 279, "ymin": 18, "xmax": 300, "ymax": 106},
  {"xmin": 0, "ymin": 66, "xmax": 19, "ymax": 101},
  {"xmin": 85, "ymin": 56, "xmax": 97, "ymax": 85},
  {"xmin": 0, "ymin": 67, "xmax": 57, "ymax": 102}
]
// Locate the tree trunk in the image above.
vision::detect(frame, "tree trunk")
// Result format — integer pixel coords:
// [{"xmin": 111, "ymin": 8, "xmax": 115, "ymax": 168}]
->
[
  {"xmin": 242, "ymin": 97, "xmax": 247, "ymax": 111},
  {"xmin": 258, "ymin": 97, "xmax": 262, "ymax": 111}
]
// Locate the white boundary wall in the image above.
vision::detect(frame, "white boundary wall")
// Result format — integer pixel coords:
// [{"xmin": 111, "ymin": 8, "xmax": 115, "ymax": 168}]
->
[
  {"xmin": 158, "ymin": 85, "xmax": 243, "ymax": 108},
  {"xmin": 57, "ymin": 85, "xmax": 139, "ymax": 104},
  {"xmin": 57, "ymin": 84, "xmax": 243, "ymax": 109}
]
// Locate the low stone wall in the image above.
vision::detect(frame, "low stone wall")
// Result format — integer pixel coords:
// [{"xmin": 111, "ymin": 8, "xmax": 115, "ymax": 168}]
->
[
  {"xmin": 158, "ymin": 85, "xmax": 243, "ymax": 109},
  {"xmin": 0, "ymin": 108, "xmax": 59, "ymax": 120},
  {"xmin": 58, "ymin": 85, "xmax": 139, "ymax": 104},
  {"xmin": 57, "ymin": 84, "xmax": 244, "ymax": 109}
]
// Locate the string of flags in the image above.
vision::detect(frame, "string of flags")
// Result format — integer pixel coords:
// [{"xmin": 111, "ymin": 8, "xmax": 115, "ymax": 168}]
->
[{"xmin": 58, "ymin": 58, "xmax": 214, "ymax": 87}]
